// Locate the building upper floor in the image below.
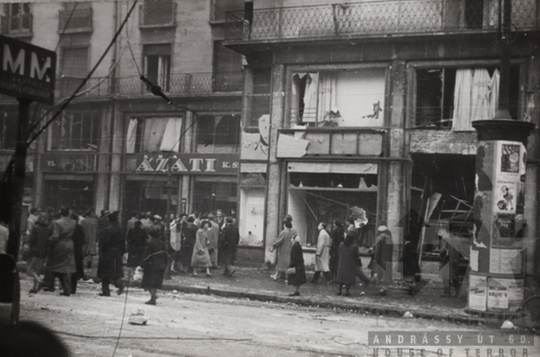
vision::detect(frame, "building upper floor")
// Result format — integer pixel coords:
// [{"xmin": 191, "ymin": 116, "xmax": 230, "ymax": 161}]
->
[{"xmin": 225, "ymin": 0, "xmax": 540, "ymax": 45}]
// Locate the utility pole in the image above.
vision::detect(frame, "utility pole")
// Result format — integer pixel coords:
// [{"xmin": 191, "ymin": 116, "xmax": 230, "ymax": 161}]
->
[{"xmin": 496, "ymin": 0, "xmax": 512, "ymax": 119}]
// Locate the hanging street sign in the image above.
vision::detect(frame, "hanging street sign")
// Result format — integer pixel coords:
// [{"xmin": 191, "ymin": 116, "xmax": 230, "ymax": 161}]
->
[{"xmin": 0, "ymin": 35, "xmax": 56, "ymax": 104}]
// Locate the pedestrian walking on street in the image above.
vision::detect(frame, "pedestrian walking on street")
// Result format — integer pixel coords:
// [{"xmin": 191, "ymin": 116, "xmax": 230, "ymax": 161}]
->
[
  {"xmin": 207, "ymin": 213, "xmax": 220, "ymax": 268},
  {"xmin": 336, "ymin": 229, "xmax": 360, "ymax": 296},
  {"xmin": 329, "ymin": 219, "xmax": 345, "ymax": 282},
  {"xmin": 42, "ymin": 207, "xmax": 76, "ymax": 296},
  {"xmin": 312, "ymin": 222, "xmax": 331, "ymax": 283},
  {"xmin": 181, "ymin": 216, "xmax": 198, "ymax": 272},
  {"xmin": 271, "ymin": 220, "xmax": 294, "ymax": 280},
  {"xmin": 80, "ymin": 210, "xmax": 98, "ymax": 269},
  {"xmin": 345, "ymin": 218, "xmax": 371, "ymax": 286},
  {"xmin": 191, "ymin": 220, "xmax": 213, "ymax": 277},
  {"xmin": 370, "ymin": 225, "xmax": 394, "ymax": 286},
  {"xmin": 27, "ymin": 213, "xmax": 50, "ymax": 293},
  {"xmin": 438, "ymin": 226, "xmax": 461, "ymax": 298},
  {"xmin": 70, "ymin": 213, "xmax": 86, "ymax": 294},
  {"xmin": 127, "ymin": 220, "xmax": 147, "ymax": 268},
  {"xmin": 400, "ymin": 234, "xmax": 420, "ymax": 295},
  {"xmin": 142, "ymin": 229, "xmax": 168, "ymax": 305},
  {"xmin": 287, "ymin": 235, "xmax": 306, "ymax": 296},
  {"xmin": 97, "ymin": 212, "xmax": 125, "ymax": 296},
  {"xmin": 220, "ymin": 217, "xmax": 240, "ymax": 277}
]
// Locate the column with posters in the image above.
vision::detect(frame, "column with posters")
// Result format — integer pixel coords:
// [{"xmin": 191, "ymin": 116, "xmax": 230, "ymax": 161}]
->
[{"xmin": 469, "ymin": 120, "xmax": 534, "ymax": 313}]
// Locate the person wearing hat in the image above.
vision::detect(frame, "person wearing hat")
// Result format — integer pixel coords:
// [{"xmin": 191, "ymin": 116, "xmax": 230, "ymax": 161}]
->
[
  {"xmin": 220, "ymin": 217, "xmax": 240, "ymax": 277},
  {"xmin": 97, "ymin": 212, "xmax": 125, "ymax": 296},
  {"xmin": 191, "ymin": 220, "xmax": 213, "ymax": 277},
  {"xmin": 206, "ymin": 213, "xmax": 220, "ymax": 268},
  {"xmin": 287, "ymin": 234, "xmax": 307, "ymax": 296},
  {"xmin": 370, "ymin": 225, "xmax": 394, "ymax": 286},
  {"xmin": 141, "ymin": 229, "xmax": 168, "ymax": 305}
]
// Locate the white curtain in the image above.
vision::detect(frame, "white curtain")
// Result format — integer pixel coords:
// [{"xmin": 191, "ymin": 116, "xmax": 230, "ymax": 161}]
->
[
  {"xmin": 302, "ymin": 73, "xmax": 319, "ymax": 122},
  {"xmin": 125, "ymin": 119, "xmax": 138, "ymax": 153},
  {"xmin": 489, "ymin": 69, "xmax": 500, "ymax": 119},
  {"xmin": 317, "ymin": 72, "xmax": 337, "ymax": 122},
  {"xmin": 159, "ymin": 117, "xmax": 182, "ymax": 152},
  {"xmin": 143, "ymin": 118, "xmax": 168, "ymax": 152},
  {"xmin": 452, "ymin": 69, "xmax": 474, "ymax": 131},
  {"xmin": 471, "ymin": 69, "xmax": 492, "ymax": 121}
]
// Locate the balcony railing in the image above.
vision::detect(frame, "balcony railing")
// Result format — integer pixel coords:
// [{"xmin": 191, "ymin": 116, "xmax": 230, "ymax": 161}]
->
[
  {"xmin": 58, "ymin": 8, "xmax": 93, "ymax": 33},
  {"xmin": 57, "ymin": 76, "xmax": 110, "ymax": 98},
  {"xmin": 1, "ymin": 13, "xmax": 33, "ymax": 36},
  {"xmin": 139, "ymin": 2, "xmax": 177, "ymax": 28},
  {"xmin": 226, "ymin": 0, "xmax": 540, "ymax": 41},
  {"xmin": 116, "ymin": 72, "xmax": 243, "ymax": 96}
]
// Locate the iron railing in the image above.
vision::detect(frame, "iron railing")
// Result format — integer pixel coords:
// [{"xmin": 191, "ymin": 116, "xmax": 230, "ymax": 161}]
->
[
  {"xmin": 139, "ymin": 1, "xmax": 177, "ymax": 27},
  {"xmin": 58, "ymin": 8, "xmax": 93, "ymax": 32},
  {"xmin": 116, "ymin": 72, "xmax": 243, "ymax": 96},
  {"xmin": 226, "ymin": 0, "xmax": 540, "ymax": 41},
  {"xmin": 57, "ymin": 76, "xmax": 110, "ymax": 98}
]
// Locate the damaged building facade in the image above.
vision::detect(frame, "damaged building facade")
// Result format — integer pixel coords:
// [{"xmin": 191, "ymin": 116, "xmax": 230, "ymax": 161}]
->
[{"xmin": 224, "ymin": 0, "xmax": 540, "ymax": 280}]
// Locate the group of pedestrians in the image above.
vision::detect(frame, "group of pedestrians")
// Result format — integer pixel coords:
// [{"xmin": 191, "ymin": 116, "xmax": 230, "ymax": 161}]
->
[{"xmin": 270, "ymin": 215, "xmax": 396, "ymax": 297}]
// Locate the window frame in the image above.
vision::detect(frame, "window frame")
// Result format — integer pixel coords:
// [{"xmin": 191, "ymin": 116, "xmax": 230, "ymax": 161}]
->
[
  {"xmin": 46, "ymin": 110, "xmax": 100, "ymax": 151},
  {"xmin": 142, "ymin": 43, "xmax": 172, "ymax": 92},
  {"xmin": 126, "ymin": 114, "xmax": 185, "ymax": 154},
  {"xmin": 194, "ymin": 112, "xmax": 241, "ymax": 153},
  {"xmin": 285, "ymin": 63, "xmax": 390, "ymax": 129},
  {"xmin": 2, "ymin": 3, "xmax": 32, "ymax": 36},
  {"xmin": 407, "ymin": 59, "xmax": 525, "ymax": 130}
]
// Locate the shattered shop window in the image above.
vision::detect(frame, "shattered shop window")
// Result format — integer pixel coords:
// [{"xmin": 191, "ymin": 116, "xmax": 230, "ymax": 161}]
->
[
  {"xmin": 48, "ymin": 111, "xmax": 99, "ymax": 151},
  {"xmin": 125, "ymin": 117, "xmax": 183, "ymax": 154},
  {"xmin": 196, "ymin": 114, "xmax": 240, "ymax": 153},
  {"xmin": 290, "ymin": 68, "xmax": 386, "ymax": 128},
  {"xmin": 0, "ymin": 111, "xmax": 17, "ymax": 150},
  {"xmin": 414, "ymin": 66, "xmax": 519, "ymax": 130}
]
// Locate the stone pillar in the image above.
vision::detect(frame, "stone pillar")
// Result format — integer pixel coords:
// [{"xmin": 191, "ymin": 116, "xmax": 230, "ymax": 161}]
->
[
  {"xmin": 109, "ymin": 103, "xmax": 122, "ymax": 213},
  {"xmin": 468, "ymin": 119, "xmax": 535, "ymax": 313},
  {"xmin": 264, "ymin": 64, "xmax": 285, "ymax": 262},
  {"xmin": 95, "ymin": 106, "xmax": 111, "ymax": 214}
]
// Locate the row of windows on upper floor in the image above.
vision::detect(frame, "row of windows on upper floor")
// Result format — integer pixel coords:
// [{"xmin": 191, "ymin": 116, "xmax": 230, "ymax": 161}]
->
[
  {"xmin": 0, "ymin": 62, "xmax": 524, "ymax": 154},
  {"xmin": 1, "ymin": 1, "xmax": 244, "ymax": 36}
]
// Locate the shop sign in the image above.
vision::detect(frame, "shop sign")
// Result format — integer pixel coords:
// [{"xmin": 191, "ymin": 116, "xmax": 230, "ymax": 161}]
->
[
  {"xmin": 0, "ymin": 35, "xmax": 56, "ymax": 104},
  {"xmin": 40, "ymin": 153, "xmax": 98, "ymax": 172},
  {"xmin": 132, "ymin": 153, "xmax": 239, "ymax": 175}
]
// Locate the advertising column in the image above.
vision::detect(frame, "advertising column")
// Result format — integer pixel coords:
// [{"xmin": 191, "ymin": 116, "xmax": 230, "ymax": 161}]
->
[{"xmin": 469, "ymin": 120, "xmax": 535, "ymax": 313}]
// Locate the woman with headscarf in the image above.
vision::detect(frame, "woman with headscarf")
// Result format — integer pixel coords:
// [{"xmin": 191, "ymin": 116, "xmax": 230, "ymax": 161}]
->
[
  {"xmin": 141, "ymin": 229, "xmax": 168, "ymax": 305},
  {"xmin": 191, "ymin": 220, "xmax": 213, "ymax": 277},
  {"xmin": 286, "ymin": 235, "xmax": 306, "ymax": 296}
]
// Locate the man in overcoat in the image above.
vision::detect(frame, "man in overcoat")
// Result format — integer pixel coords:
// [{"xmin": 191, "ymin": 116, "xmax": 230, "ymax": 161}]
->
[
  {"xmin": 97, "ymin": 212, "xmax": 125, "ymax": 296},
  {"xmin": 220, "ymin": 217, "xmax": 239, "ymax": 277}
]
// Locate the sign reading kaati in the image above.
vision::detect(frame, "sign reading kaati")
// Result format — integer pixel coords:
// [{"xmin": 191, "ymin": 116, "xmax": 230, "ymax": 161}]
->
[{"xmin": 0, "ymin": 35, "xmax": 56, "ymax": 104}]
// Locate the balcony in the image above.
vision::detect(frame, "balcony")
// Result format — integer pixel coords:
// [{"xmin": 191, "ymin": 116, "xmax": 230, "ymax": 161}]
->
[
  {"xmin": 116, "ymin": 72, "xmax": 243, "ymax": 97},
  {"xmin": 226, "ymin": 0, "xmax": 540, "ymax": 42},
  {"xmin": 277, "ymin": 127, "xmax": 385, "ymax": 158},
  {"xmin": 58, "ymin": 8, "xmax": 93, "ymax": 33},
  {"xmin": 56, "ymin": 76, "xmax": 110, "ymax": 99},
  {"xmin": 139, "ymin": 1, "xmax": 177, "ymax": 28},
  {"xmin": 1, "ymin": 13, "xmax": 33, "ymax": 37}
]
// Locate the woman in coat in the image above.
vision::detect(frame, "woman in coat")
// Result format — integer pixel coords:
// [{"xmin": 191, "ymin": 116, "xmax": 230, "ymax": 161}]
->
[
  {"xmin": 70, "ymin": 213, "xmax": 86, "ymax": 294},
  {"xmin": 312, "ymin": 222, "xmax": 331, "ymax": 283},
  {"xmin": 97, "ymin": 212, "xmax": 125, "ymax": 296},
  {"xmin": 271, "ymin": 220, "xmax": 294, "ymax": 280},
  {"xmin": 191, "ymin": 220, "xmax": 212, "ymax": 277},
  {"xmin": 141, "ymin": 230, "xmax": 168, "ymax": 305},
  {"xmin": 127, "ymin": 220, "xmax": 146, "ymax": 268},
  {"xmin": 371, "ymin": 225, "xmax": 394, "ymax": 284},
  {"xmin": 27, "ymin": 213, "xmax": 50, "ymax": 294},
  {"xmin": 287, "ymin": 235, "xmax": 307, "ymax": 296},
  {"xmin": 336, "ymin": 233, "xmax": 359, "ymax": 296},
  {"xmin": 400, "ymin": 234, "xmax": 420, "ymax": 295}
]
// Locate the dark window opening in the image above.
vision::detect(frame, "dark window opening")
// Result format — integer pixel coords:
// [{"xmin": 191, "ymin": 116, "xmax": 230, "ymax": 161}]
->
[
  {"xmin": 213, "ymin": 41, "xmax": 243, "ymax": 92},
  {"xmin": 140, "ymin": 0, "xmax": 175, "ymax": 26},
  {"xmin": 196, "ymin": 114, "xmax": 240, "ymax": 153},
  {"xmin": 246, "ymin": 68, "xmax": 271, "ymax": 128},
  {"xmin": 61, "ymin": 47, "xmax": 89, "ymax": 96},
  {"xmin": 48, "ymin": 111, "xmax": 99, "ymax": 151},
  {"xmin": 44, "ymin": 180, "xmax": 95, "ymax": 214},
  {"xmin": 414, "ymin": 65, "xmax": 520, "ymax": 128},
  {"xmin": 144, "ymin": 44, "xmax": 171, "ymax": 92},
  {"xmin": 193, "ymin": 181, "xmax": 237, "ymax": 217},
  {"xmin": 59, "ymin": 2, "xmax": 92, "ymax": 31},
  {"xmin": 0, "ymin": 111, "xmax": 18, "ymax": 150},
  {"xmin": 3, "ymin": 3, "xmax": 32, "ymax": 34}
]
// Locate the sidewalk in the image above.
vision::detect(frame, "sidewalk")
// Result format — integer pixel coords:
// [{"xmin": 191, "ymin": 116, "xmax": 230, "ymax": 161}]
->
[{"xmin": 18, "ymin": 261, "xmax": 536, "ymax": 327}]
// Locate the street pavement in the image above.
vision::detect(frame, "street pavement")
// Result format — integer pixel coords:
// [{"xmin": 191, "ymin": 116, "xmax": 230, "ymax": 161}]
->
[{"xmin": 18, "ymin": 276, "xmax": 539, "ymax": 357}]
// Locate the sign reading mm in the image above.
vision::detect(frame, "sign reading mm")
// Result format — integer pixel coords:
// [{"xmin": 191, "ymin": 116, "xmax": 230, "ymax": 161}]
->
[{"xmin": 0, "ymin": 35, "xmax": 56, "ymax": 104}]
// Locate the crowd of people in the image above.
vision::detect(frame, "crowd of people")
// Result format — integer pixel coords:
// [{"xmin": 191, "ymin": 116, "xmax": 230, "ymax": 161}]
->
[
  {"xmin": 271, "ymin": 215, "xmax": 403, "ymax": 297},
  {"xmin": 21, "ymin": 206, "xmax": 240, "ymax": 305}
]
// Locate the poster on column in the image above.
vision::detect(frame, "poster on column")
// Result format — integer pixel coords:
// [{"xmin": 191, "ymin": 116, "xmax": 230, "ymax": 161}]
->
[
  {"xmin": 487, "ymin": 277, "xmax": 523, "ymax": 312},
  {"xmin": 493, "ymin": 182, "xmax": 517, "ymax": 214},
  {"xmin": 468, "ymin": 274, "xmax": 487, "ymax": 312},
  {"xmin": 489, "ymin": 248, "xmax": 522, "ymax": 274},
  {"xmin": 495, "ymin": 141, "xmax": 521, "ymax": 182}
]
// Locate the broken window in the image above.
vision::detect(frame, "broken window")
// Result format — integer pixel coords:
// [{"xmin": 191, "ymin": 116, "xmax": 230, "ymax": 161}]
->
[
  {"xmin": 290, "ymin": 68, "xmax": 386, "ymax": 128},
  {"xmin": 60, "ymin": 46, "xmax": 89, "ymax": 96},
  {"xmin": 2, "ymin": 3, "xmax": 32, "ymax": 34},
  {"xmin": 140, "ymin": 0, "xmax": 175, "ymax": 27},
  {"xmin": 47, "ymin": 111, "xmax": 99, "ymax": 151},
  {"xmin": 126, "ymin": 117, "xmax": 183, "ymax": 154},
  {"xmin": 196, "ymin": 114, "xmax": 240, "ymax": 153},
  {"xmin": 414, "ymin": 65, "xmax": 520, "ymax": 129},
  {"xmin": 143, "ymin": 44, "xmax": 171, "ymax": 92}
]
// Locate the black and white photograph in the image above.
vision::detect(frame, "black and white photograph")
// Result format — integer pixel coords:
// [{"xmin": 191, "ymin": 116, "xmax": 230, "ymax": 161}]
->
[{"xmin": 0, "ymin": 0, "xmax": 539, "ymax": 356}]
